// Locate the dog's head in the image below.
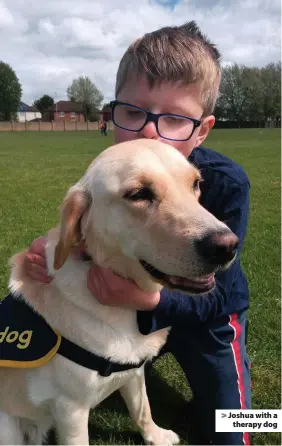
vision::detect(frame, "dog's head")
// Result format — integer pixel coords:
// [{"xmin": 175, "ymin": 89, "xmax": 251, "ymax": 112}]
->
[{"xmin": 54, "ymin": 139, "xmax": 238, "ymax": 294}]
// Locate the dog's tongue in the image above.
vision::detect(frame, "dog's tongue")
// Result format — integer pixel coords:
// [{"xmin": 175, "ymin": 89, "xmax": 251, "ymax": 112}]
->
[{"xmin": 168, "ymin": 273, "xmax": 215, "ymax": 288}]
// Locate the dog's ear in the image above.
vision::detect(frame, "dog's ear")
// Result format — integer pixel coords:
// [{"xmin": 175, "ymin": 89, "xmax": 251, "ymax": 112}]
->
[{"xmin": 54, "ymin": 185, "xmax": 91, "ymax": 270}]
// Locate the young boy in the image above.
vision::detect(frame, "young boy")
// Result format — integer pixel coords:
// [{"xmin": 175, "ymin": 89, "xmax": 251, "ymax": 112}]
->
[{"xmin": 24, "ymin": 22, "xmax": 251, "ymax": 445}]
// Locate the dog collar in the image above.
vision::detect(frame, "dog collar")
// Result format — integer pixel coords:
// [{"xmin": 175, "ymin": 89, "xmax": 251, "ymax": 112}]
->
[
  {"xmin": 58, "ymin": 335, "xmax": 145, "ymax": 377},
  {"xmin": 0, "ymin": 294, "xmax": 145, "ymax": 376}
]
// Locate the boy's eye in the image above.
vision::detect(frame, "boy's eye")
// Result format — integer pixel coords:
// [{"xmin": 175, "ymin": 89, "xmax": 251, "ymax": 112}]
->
[
  {"xmin": 126, "ymin": 109, "xmax": 144, "ymax": 118},
  {"xmin": 162, "ymin": 115, "xmax": 188, "ymax": 126},
  {"xmin": 165, "ymin": 116, "xmax": 179, "ymax": 123}
]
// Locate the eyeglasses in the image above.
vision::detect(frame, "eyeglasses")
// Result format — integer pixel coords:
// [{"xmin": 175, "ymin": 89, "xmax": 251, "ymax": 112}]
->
[{"xmin": 110, "ymin": 100, "xmax": 201, "ymax": 142}]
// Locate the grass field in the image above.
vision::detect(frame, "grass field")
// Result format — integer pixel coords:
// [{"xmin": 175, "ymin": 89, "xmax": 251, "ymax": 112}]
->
[{"xmin": 0, "ymin": 129, "xmax": 280, "ymax": 445}]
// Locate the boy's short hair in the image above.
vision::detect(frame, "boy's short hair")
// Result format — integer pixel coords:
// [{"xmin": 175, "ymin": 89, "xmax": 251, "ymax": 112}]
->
[{"xmin": 115, "ymin": 21, "xmax": 221, "ymax": 116}]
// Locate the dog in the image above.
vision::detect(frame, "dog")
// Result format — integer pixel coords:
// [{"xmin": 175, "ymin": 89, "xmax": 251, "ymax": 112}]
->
[{"xmin": 0, "ymin": 138, "xmax": 238, "ymax": 445}]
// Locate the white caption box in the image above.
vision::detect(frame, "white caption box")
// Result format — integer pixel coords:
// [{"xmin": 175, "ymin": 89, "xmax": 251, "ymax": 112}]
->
[{"xmin": 215, "ymin": 410, "xmax": 282, "ymax": 432}]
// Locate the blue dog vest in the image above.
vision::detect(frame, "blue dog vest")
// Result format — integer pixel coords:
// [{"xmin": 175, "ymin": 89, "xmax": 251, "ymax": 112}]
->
[{"xmin": 0, "ymin": 294, "xmax": 145, "ymax": 376}]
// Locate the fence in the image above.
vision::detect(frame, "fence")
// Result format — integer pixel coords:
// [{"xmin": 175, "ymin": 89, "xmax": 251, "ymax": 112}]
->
[
  {"xmin": 1, "ymin": 120, "xmax": 280, "ymax": 132},
  {"xmin": 0, "ymin": 121, "xmax": 114, "ymax": 132},
  {"xmin": 214, "ymin": 119, "xmax": 281, "ymax": 129}
]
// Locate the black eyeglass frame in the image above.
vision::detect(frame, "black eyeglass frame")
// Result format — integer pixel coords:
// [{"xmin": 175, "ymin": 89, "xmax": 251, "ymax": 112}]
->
[{"xmin": 110, "ymin": 100, "xmax": 202, "ymax": 142}]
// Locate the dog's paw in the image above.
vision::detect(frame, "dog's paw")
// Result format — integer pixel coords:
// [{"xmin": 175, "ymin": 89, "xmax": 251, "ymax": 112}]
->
[{"xmin": 143, "ymin": 424, "xmax": 180, "ymax": 445}]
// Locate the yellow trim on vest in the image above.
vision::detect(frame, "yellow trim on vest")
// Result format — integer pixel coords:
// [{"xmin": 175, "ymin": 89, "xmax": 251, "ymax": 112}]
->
[{"xmin": 0, "ymin": 329, "xmax": 62, "ymax": 369}]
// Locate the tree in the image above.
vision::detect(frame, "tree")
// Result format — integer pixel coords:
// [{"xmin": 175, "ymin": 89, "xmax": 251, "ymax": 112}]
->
[
  {"xmin": 33, "ymin": 95, "xmax": 54, "ymax": 113},
  {"xmin": 217, "ymin": 63, "xmax": 281, "ymax": 126},
  {"xmin": 102, "ymin": 102, "xmax": 111, "ymax": 110},
  {"xmin": 67, "ymin": 76, "xmax": 104, "ymax": 121},
  {"xmin": 260, "ymin": 62, "xmax": 281, "ymax": 126},
  {"xmin": 214, "ymin": 94, "xmax": 228, "ymax": 121},
  {"xmin": 0, "ymin": 61, "xmax": 22, "ymax": 121},
  {"xmin": 217, "ymin": 64, "xmax": 262, "ymax": 127},
  {"xmin": 88, "ymin": 108, "xmax": 100, "ymax": 122},
  {"xmin": 242, "ymin": 67, "xmax": 264, "ymax": 122}
]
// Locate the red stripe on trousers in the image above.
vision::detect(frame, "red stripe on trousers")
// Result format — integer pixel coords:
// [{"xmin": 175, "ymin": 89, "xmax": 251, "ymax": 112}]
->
[{"xmin": 229, "ymin": 313, "xmax": 250, "ymax": 445}]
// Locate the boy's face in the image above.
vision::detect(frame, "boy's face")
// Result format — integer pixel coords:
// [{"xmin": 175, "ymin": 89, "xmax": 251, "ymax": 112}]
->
[{"xmin": 114, "ymin": 75, "xmax": 215, "ymax": 158}]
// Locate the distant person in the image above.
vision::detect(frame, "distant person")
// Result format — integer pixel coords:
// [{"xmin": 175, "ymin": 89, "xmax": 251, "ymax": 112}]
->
[
  {"xmin": 103, "ymin": 121, "xmax": 107, "ymax": 136},
  {"xmin": 100, "ymin": 121, "xmax": 107, "ymax": 136}
]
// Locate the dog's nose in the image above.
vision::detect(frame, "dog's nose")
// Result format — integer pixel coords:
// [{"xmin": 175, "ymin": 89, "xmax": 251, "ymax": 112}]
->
[{"xmin": 196, "ymin": 230, "xmax": 239, "ymax": 265}]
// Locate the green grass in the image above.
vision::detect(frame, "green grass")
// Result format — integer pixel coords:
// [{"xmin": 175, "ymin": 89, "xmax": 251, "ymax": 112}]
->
[{"xmin": 0, "ymin": 129, "xmax": 280, "ymax": 445}]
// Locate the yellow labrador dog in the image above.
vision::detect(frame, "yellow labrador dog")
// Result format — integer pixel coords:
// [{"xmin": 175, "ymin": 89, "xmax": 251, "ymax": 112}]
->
[{"xmin": 0, "ymin": 139, "xmax": 238, "ymax": 445}]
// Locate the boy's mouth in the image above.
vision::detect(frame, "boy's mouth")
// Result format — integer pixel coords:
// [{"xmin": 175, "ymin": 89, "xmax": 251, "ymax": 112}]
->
[{"xmin": 140, "ymin": 260, "xmax": 215, "ymax": 294}]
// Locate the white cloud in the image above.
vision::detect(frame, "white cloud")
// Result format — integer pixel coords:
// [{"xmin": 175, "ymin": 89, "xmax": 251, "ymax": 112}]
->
[
  {"xmin": 0, "ymin": 0, "xmax": 280, "ymax": 105},
  {"xmin": 0, "ymin": 2, "xmax": 14, "ymax": 27}
]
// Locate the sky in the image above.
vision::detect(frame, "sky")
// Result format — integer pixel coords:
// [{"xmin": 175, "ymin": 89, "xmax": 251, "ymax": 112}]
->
[{"xmin": 0, "ymin": 0, "xmax": 280, "ymax": 106}]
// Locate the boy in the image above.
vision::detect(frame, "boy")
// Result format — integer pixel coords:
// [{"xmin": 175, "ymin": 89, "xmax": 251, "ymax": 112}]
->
[
  {"xmin": 25, "ymin": 22, "xmax": 251, "ymax": 445},
  {"xmin": 103, "ymin": 121, "xmax": 108, "ymax": 136},
  {"xmin": 100, "ymin": 121, "xmax": 107, "ymax": 136}
]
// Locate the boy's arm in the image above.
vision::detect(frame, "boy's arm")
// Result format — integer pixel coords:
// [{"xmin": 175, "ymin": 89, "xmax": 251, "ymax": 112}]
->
[{"xmin": 138, "ymin": 178, "xmax": 250, "ymax": 333}]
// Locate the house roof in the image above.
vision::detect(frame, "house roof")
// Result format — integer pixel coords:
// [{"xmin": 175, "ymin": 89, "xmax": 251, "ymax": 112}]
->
[
  {"xmin": 18, "ymin": 102, "xmax": 39, "ymax": 112},
  {"xmin": 99, "ymin": 107, "xmax": 112, "ymax": 114},
  {"xmin": 48, "ymin": 101, "xmax": 84, "ymax": 112},
  {"xmin": 29, "ymin": 105, "xmax": 40, "ymax": 112},
  {"xmin": 18, "ymin": 102, "xmax": 29, "ymax": 111}
]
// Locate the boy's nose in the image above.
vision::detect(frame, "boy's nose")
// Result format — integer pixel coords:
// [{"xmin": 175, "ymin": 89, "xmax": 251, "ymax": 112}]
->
[{"xmin": 139, "ymin": 121, "xmax": 159, "ymax": 139}]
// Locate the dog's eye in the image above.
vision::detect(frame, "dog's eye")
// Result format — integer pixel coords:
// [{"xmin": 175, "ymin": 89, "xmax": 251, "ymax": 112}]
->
[
  {"xmin": 193, "ymin": 178, "xmax": 202, "ymax": 191},
  {"xmin": 124, "ymin": 187, "xmax": 155, "ymax": 203}
]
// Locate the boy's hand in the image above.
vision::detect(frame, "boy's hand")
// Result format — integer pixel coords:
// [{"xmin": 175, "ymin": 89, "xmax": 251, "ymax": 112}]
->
[
  {"xmin": 25, "ymin": 236, "xmax": 52, "ymax": 283},
  {"xmin": 25, "ymin": 236, "xmax": 160, "ymax": 310},
  {"xmin": 87, "ymin": 264, "xmax": 160, "ymax": 311}
]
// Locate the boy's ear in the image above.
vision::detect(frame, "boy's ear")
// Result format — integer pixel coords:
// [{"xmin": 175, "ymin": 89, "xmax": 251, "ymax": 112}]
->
[
  {"xmin": 195, "ymin": 115, "xmax": 215, "ymax": 147},
  {"xmin": 54, "ymin": 186, "xmax": 91, "ymax": 270}
]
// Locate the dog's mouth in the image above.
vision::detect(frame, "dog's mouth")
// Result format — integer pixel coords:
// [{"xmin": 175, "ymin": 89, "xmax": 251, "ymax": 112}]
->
[{"xmin": 140, "ymin": 260, "xmax": 215, "ymax": 294}]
